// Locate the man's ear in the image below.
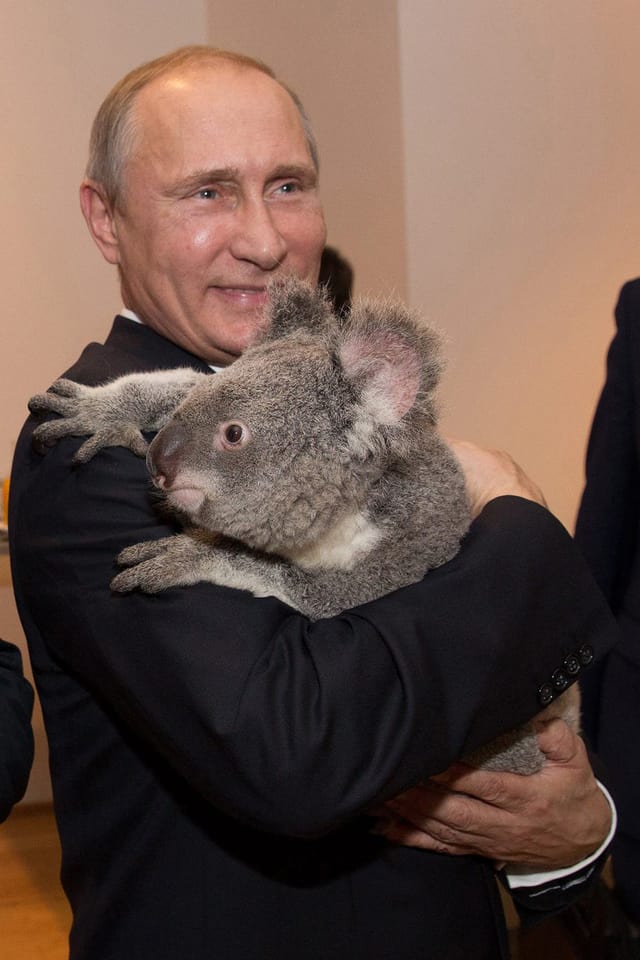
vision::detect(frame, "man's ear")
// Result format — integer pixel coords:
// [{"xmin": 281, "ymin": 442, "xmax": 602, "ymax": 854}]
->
[{"xmin": 79, "ymin": 179, "xmax": 120, "ymax": 265}]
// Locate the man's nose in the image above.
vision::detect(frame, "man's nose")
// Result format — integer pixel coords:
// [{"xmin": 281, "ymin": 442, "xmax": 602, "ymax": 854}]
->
[{"xmin": 230, "ymin": 199, "xmax": 287, "ymax": 270}]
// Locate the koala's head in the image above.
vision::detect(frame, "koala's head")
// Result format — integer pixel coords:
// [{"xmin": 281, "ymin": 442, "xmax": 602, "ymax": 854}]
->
[{"xmin": 147, "ymin": 278, "xmax": 445, "ymax": 555}]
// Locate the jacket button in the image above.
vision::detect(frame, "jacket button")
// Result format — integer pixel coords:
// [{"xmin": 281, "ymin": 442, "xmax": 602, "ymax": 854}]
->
[
  {"xmin": 578, "ymin": 644, "xmax": 594, "ymax": 666},
  {"xmin": 552, "ymin": 668, "xmax": 569, "ymax": 691},
  {"xmin": 538, "ymin": 682, "xmax": 555, "ymax": 706},
  {"xmin": 564, "ymin": 654, "xmax": 581, "ymax": 675}
]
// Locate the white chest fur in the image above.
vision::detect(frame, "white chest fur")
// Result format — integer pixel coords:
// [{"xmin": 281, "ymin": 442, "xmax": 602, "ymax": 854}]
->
[{"xmin": 287, "ymin": 511, "xmax": 382, "ymax": 571}]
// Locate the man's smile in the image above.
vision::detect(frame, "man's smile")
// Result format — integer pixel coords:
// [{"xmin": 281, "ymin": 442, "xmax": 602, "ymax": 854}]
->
[{"xmin": 211, "ymin": 285, "xmax": 268, "ymax": 307}]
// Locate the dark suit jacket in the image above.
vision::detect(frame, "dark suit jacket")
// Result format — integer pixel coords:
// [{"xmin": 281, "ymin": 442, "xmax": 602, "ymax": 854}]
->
[
  {"xmin": 0, "ymin": 636, "xmax": 34, "ymax": 822},
  {"xmin": 575, "ymin": 278, "xmax": 640, "ymax": 920},
  {"xmin": 11, "ymin": 316, "xmax": 618, "ymax": 959}
]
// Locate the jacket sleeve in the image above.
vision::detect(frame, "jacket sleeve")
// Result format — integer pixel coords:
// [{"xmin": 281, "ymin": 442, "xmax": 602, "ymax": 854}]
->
[
  {"xmin": 0, "ymin": 637, "xmax": 34, "ymax": 822},
  {"xmin": 10, "ymin": 419, "xmax": 618, "ymax": 838},
  {"xmin": 575, "ymin": 281, "xmax": 640, "ymax": 609},
  {"xmin": 574, "ymin": 280, "xmax": 640, "ymax": 741}
]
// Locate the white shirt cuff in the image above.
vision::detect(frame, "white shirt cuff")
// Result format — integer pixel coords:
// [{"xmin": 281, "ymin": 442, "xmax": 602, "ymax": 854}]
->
[{"xmin": 505, "ymin": 779, "xmax": 616, "ymax": 889}]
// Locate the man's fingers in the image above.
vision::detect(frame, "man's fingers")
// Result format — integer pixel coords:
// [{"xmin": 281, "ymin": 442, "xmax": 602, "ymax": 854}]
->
[
  {"xmin": 534, "ymin": 716, "xmax": 581, "ymax": 764},
  {"xmin": 430, "ymin": 763, "xmax": 527, "ymax": 807},
  {"xmin": 373, "ymin": 812, "xmax": 470, "ymax": 855},
  {"xmin": 385, "ymin": 780, "xmax": 509, "ymax": 838},
  {"xmin": 443, "ymin": 437, "xmax": 547, "ymax": 516}
]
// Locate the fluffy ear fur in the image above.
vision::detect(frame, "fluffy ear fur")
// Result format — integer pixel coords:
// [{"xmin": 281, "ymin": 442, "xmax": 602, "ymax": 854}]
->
[
  {"xmin": 254, "ymin": 276, "xmax": 337, "ymax": 345},
  {"xmin": 249, "ymin": 278, "xmax": 443, "ymax": 427},
  {"xmin": 339, "ymin": 300, "xmax": 443, "ymax": 425}
]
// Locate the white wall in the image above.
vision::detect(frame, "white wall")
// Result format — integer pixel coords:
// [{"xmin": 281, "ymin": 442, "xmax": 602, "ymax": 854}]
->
[
  {"xmin": 206, "ymin": 0, "xmax": 408, "ymax": 300},
  {"xmin": 398, "ymin": 0, "xmax": 640, "ymax": 530},
  {"xmin": 1, "ymin": 0, "xmax": 207, "ymax": 803},
  {"xmin": 1, "ymin": 0, "xmax": 207, "ymax": 481}
]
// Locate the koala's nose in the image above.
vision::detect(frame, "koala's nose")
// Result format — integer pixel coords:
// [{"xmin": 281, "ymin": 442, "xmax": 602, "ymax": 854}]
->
[{"xmin": 147, "ymin": 422, "xmax": 186, "ymax": 489}]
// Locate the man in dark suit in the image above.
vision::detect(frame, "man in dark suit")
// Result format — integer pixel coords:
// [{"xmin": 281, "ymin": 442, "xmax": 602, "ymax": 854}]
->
[
  {"xmin": 11, "ymin": 45, "xmax": 617, "ymax": 959},
  {"xmin": 0, "ymin": 636, "xmax": 34, "ymax": 823},
  {"xmin": 576, "ymin": 278, "xmax": 640, "ymax": 938}
]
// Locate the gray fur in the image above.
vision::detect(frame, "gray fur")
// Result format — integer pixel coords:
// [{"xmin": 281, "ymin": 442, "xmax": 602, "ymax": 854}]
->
[{"xmin": 29, "ymin": 277, "xmax": 579, "ymax": 773}]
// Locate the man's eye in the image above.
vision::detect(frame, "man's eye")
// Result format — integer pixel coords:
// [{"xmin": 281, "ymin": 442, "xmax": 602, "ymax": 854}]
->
[
  {"xmin": 197, "ymin": 188, "xmax": 219, "ymax": 200},
  {"xmin": 277, "ymin": 182, "xmax": 298, "ymax": 195}
]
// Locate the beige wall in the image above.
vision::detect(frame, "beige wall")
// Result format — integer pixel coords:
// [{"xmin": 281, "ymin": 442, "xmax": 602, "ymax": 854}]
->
[
  {"xmin": 205, "ymin": 0, "xmax": 408, "ymax": 300},
  {"xmin": 1, "ymin": 0, "xmax": 207, "ymax": 803},
  {"xmin": 1, "ymin": 0, "xmax": 206, "ymax": 477},
  {"xmin": 399, "ymin": 0, "xmax": 640, "ymax": 530}
]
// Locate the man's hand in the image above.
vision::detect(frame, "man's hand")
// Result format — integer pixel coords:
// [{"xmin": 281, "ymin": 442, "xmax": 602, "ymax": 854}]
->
[
  {"xmin": 446, "ymin": 439, "xmax": 547, "ymax": 519},
  {"xmin": 375, "ymin": 719, "xmax": 611, "ymax": 869}
]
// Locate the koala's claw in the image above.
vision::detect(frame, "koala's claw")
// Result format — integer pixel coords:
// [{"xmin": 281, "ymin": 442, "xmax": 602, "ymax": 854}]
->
[
  {"xmin": 112, "ymin": 534, "xmax": 213, "ymax": 593},
  {"xmin": 31, "ymin": 417, "xmax": 84, "ymax": 454},
  {"xmin": 31, "ymin": 420, "xmax": 148, "ymax": 463},
  {"xmin": 112, "ymin": 537, "xmax": 187, "ymax": 593},
  {"xmin": 117, "ymin": 538, "xmax": 175, "ymax": 568},
  {"xmin": 73, "ymin": 427, "xmax": 149, "ymax": 464},
  {"xmin": 28, "ymin": 378, "xmax": 82, "ymax": 415},
  {"xmin": 29, "ymin": 377, "xmax": 150, "ymax": 462},
  {"xmin": 111, "ymin": 561, "xmax": 167, "ymax": 594},
  {"xmin": 31, "ymin": 424, "xmax": 66, "ymax": 455}
]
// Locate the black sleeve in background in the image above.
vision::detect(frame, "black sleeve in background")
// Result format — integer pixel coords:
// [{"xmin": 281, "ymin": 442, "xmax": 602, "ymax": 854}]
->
[
  {"xmin": 0, "ymin": 636, "xmax": 34, "ymax": 822},
  {"xmin": 574, "ymin": 279, "xmax": 640, "ymax": 744},
  {"xmin": 575, "ymin": 280, "xmax": 640, "ymax": 611}
]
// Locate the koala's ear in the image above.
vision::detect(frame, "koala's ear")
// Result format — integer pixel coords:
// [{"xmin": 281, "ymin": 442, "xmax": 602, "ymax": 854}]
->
[
  {"xmin": 252, "ymin": 276, "xmax": 337, "ymax": 345},
  {"xmin": 339, "ymin": 300, "xmax": 443, "ymax": 424}
]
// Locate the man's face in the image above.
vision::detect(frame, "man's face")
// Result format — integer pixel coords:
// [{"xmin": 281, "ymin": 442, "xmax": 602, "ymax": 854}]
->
[{"xmin": 109, "ymin": 64, "xmax": 327, "ymax": 365}]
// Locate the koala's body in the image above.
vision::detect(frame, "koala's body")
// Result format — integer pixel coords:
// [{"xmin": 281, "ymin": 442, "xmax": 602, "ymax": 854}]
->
[{"xmin": 30, "ymin": 278, "xmax": 579, "ymax": 773}]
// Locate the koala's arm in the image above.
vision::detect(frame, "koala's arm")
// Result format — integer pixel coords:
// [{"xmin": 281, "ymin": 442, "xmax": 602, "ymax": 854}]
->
[{"xmin": 28, "ymin": 368, "xmax": 207, "ymax": 463}]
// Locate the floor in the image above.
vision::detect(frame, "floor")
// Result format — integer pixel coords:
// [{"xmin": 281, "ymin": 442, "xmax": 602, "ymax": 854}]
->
[{"xmin": 0, "ymin": 805, "xmax": 70, "ymax": 960}]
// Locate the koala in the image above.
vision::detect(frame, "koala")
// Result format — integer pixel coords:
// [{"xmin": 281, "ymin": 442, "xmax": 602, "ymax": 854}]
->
[{"xmin": 29, "ymin": 277, "xmax": 579, "ymax": 773}]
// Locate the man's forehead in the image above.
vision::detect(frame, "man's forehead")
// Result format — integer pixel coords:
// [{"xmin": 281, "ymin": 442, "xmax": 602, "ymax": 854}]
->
[
  {"xmin": 136, "ymin": 62, "xmax": 294, "ymax": 124},
  {"xmin": 128, "ymin": 64, "xmax": 314, "ymax": 178}
]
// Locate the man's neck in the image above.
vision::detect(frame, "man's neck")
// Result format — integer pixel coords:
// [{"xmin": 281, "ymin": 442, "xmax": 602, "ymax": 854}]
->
[{"xmin": 118, "ymin": 307, "xmax": 224, "ymax": 372}]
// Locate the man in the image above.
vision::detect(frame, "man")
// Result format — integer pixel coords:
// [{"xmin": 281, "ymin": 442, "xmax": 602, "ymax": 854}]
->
[
  {"xmin": 0, "ymin": 637, "xmax": 33, "ymax": 823},
  {"xmin": 575, "ymin": 278, "xmax": 640, "ymax": 943},
  {"xmin": 10, "ymin": 46, "xmax": 616, "ymax": 959}
]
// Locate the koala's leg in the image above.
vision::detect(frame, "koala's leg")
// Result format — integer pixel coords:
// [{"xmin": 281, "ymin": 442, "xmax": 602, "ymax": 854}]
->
[{"xmin": 29, "ymin": 369, "xmax": 207, "ymax": 463}]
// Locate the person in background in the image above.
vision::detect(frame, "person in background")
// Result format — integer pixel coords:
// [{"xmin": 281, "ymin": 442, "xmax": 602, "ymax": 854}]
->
[
  {"xmin": 0, "ymin": 637, "xmax": 34, "ymax": 823},
  {"xmin": 575, "ymin": 278, "xmax": 640, "ymax": 953},
  {"xmin": 318, "ymin": 244, "xmax": 353, "ymax": 315},
  {"xmin": 11, "ymin": 46, "xmax": 616, "ymax": 960}
]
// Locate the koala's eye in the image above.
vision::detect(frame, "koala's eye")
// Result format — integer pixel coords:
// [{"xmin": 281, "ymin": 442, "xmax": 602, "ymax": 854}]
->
[
  {"xmin": 217, "ymin": 420, "xmax": 250, "ymax": 451},
  {"xmin": 225, "ymin": 424, "xmax": 244, "ymax": 444}
]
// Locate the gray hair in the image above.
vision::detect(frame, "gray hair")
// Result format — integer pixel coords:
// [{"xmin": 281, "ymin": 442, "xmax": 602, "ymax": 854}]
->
[{"xmin": 86, "ymin": 45, "xmax": 319, "ymax": 208}]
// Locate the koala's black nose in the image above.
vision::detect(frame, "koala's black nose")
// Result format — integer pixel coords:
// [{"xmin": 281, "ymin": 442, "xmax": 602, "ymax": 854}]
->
[{"xmin": 147, "ymin": 422, "xmax": 186, "ymax": 489}]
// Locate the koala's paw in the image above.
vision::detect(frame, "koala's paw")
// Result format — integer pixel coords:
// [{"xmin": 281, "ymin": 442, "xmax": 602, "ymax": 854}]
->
[
  {"xmin": 28, "ymin": 378, "xmax": 85, "ymax": 416},
  {"xmin": 29, "ymin": 378, "xmax": 149, "ymax": 463},
  {"xmin": 73, "ymin": 426, "xmax": 149, "ymax": 464},
  {"xmin": 112, "ymin": 534, "xmax": 208, "ymax": 593}
]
